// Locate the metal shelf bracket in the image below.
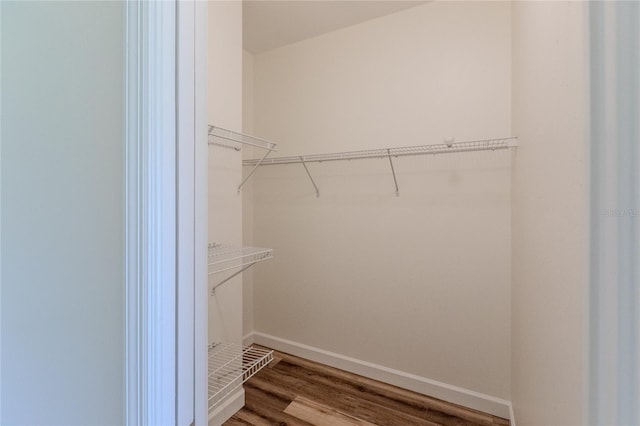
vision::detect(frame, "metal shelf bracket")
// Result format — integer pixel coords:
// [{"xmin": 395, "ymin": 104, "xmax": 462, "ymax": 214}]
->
[
  {"xmin": 386, "ymin": 148, "xmax": 399, "ymax": 197},
  {"xmin": 300, "ymin": 156, "xmax": 320, "ymax": 197},
  {"xmin": 208, "ymin": 125, "xmax": 277, "ymax": 194},
  {"xmin": 211, "ymin": 264, "xmax": 252, "ymax": 295},
  {"xmin": 208, "ymin": 243, "xmax": 273, "ymax": 293},
  {"xmin": 237, "ymin": 147, "xmax": 274, "ymax": 194}
]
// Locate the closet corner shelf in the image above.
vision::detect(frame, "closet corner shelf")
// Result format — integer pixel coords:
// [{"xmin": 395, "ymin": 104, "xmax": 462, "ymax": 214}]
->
[
  {"xmin": 208, "ymin": 342, "xmax": 273, "ymax": 417},
  {"xmin": 208, "ymin": 125, "xmax": 278, "ymax": 193},
  {"xmin": 208, "ymin": 125, "xmax": 277, "ymax": 151},
  {"xmin": 208, "ymin": 243, "xmax": 273, "ymax": 274},
  {"xmin": 208, "ymin": 243, "xmax": 273, "ymax": 291}
]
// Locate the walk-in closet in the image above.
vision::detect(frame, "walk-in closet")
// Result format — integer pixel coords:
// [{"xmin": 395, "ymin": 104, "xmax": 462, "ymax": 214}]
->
[
  {"xmin": 4, "ymin": 1, "xmax": 635, "ymax": 425},
  {"xmin": 205, "ymin": 1, "xmax": 589, "ymax": 425}
]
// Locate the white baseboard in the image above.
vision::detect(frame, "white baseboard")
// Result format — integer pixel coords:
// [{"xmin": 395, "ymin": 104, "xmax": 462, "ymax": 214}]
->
[
  {"xmin": 242, "ymin": 332, "xmax": 255, "ymax": 346},
  {"xmin": 250, "ymin": 331, "xmax": 511, "ymax": 419},
  {"xmin": 509, "ymin": 402, "xmax": 516, "ymax": 426},
  {"xmin": 208, "ymin": 388, "xmax": 245, "ymax": 426}
]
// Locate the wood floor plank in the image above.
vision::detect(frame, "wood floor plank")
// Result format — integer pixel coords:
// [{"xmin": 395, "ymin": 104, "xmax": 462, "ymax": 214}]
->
[
  {"xmin": 256, "ymin": 364, "xmax": 437, "ymax": 426},
  {"xmin": 268, "ymin": 355, "xmax": 283, "ymax": 368},
  {"xmin": 244, "ymin": 381, "xmax": 292, "ymax": 411},
  {"xmin": 284, "ymin": 396, "xmax": 379, "ymax": 426},
  {"xmin": 233, "ymin": 409, "xmax": 273, "ymax": 426},
  {"xmin": 272, "ymin": 359, "xmax": 477, "ymax": 426},
  {"xmin": 244, "ymin": 374, "xmax": 298, "ymax": 402},
  {"xmin": 223, "ymin": 417, "xmax": 253, "ymax": 426},
  {"xmin": 243, "ymin": 383, "xmax": 315, "ymax": 426},
  {"xmin": 272, "ymin": 351, "xmax": 499, "ymax": 426},
  {"xmin": 491, "ymin": 416, "xmax": 510, "ymax": 426},
  {"xmin": 225, "ymin": 347, "xmax": 510, "ymax": 426}
]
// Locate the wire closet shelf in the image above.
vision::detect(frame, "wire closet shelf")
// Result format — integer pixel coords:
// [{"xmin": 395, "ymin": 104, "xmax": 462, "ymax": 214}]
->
[
  {"xmin": 208, "ymin": 125, "xmax": 278, "ymax": 193},
  {"xmin": 208, "ymin": 243, "xmax": 273, "ymax": 275},
  {"xmin": 208, "ymin": 125, "xmax": 277, "ymax": 151},
  {"xmin": 208, "ymin": 243, "xmax": 273, "ymax": 292},
  {"xmin": 208, "ymin": 343, "xmax": 273, "ymax": 417},
  {"xmin": 242, "ymin": 136, "xmax": 517, "ymax": 197},
  {"xmin": 243, "ymin": 137, "xmax": 518, "ymax": 166}
]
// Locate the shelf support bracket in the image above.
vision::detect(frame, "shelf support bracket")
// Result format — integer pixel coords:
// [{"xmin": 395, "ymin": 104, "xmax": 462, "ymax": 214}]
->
[
  {"xmin": 386, "ymin": 149, "xmax": 399, "ymax": 196},
  {"xmin": 211, "ymin": 263, "xmax": 253, "ymax": 294},
  {"xmin": 238, "ymin": 147, "xmax": 274, "ymax": 193},
  {"xmin": 300, "ymin": 156, "xmax": 320, "ymax": 197}
]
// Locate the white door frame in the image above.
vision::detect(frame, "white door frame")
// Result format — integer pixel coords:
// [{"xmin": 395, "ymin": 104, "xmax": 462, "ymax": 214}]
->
[
  {"xmin": 193, "ymin": 1, "xmax": 209, "ymax": 424},
  {"xmin": 589, "ymin": 2, "xmax": 640, "ymax": 424},
  {"xmin": 124, "ymin": 0, "xmax": 177, "ymax": 424},
  {"xmin": 124, "ymin": 1, "xmax": 208, "ymax": 425},
  {"xmin": 177, "ymin": 0, "xmax": 196, "ymax": 424}
]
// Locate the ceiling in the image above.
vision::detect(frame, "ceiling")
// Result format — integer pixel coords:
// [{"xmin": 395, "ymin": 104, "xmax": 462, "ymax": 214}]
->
[{"xmin": 243, "ymin": 1, "xmax": 427, "ymax": 54}]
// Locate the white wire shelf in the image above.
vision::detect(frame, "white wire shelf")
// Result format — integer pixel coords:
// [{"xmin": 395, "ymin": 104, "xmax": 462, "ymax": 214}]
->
[
  {"xmin": 208, "ymin": 343, "xmax": 273, "ymax": 417},
  {"xmin": 208, "ymin": 125, "xmax": 278, "ymax": 151},
  {"xmin": 242, "ymin": 137, "xmax": 517, "ymax": 197},
  {"xmin": 208, "ymin": 243, "xmax": 274, "ymax": 292},
  {"xmin": 208, "ymin": 243, "xmax": 273, "ymax": 275},
  {"xmin": 243, "ymin": 137, "xmax": 517, "ymax": 166},
  {"xmin": 208, "ymin": 125, "xmax": 278, "ymax": 193}
]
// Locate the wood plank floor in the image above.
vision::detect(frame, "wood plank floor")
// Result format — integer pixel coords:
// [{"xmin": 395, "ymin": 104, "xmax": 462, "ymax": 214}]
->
[{"xmin": 224, "ymin": 347, "xmax": 510, "ymax": 426}]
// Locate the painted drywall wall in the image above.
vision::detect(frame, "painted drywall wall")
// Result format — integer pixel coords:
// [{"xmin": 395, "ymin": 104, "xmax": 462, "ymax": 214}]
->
[
  {"xmin": 1, "ymin": 1, "xmax": 124, "ymax": 424},
  {"xmin": 242, "ymin": 49, "xmax": 256, "ymax": 337},
  {"xmin": 207, "ymin": 4, "xmax": 244, "ymax": 423},
  {"xmin": 247, "ymin": 1, "xmax": 512, "ymax": 400},
  {"xmin": 208, "ymin": 1, "xmax": 243, "ymax": 346},
  {"xmin": 511, "ymin": 2, "xmax": 588, "ymax": 424}
]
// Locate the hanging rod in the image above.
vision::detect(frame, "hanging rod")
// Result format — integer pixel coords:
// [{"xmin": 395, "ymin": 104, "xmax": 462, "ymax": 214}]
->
[
  {"xmin": 243, "ymin": 137, "xmax": 517, "ymax": 167},
  {"xmin": 208, "ymin": 125, "xmax": 278, "ymax": 192}
]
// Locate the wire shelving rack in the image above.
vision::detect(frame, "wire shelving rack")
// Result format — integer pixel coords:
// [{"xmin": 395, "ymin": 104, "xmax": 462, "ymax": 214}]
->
[
  {"xmin": 207, "ymin": 127, "xmax": 277, "ymax": 420},
  {"xmin": 208, "ymin": 243, "xmax": 273, "ymax": 292},
  {"xmin": 244, "ymin": 137, "xmax": 517, "ymax": 166},
  {"xmin": 242, "ymin": 137, "xmax": 518, "ymax": 197}
]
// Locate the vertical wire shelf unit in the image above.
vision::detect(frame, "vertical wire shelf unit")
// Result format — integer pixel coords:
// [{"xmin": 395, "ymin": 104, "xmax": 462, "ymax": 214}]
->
[
  {"xmin": 207, "ymin": 126, "xmax": 278, "ymax": 417},
  {"xmin": 206, "ymin": 245, "xmax": 274, "ymax": 416}
]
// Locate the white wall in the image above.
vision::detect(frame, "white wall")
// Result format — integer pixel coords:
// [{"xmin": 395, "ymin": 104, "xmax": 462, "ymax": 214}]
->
[
  {"xmin": 511, "ymin": 2, "xmax": 588, "ymax": 425},
  {"xmin": 242, "ymin": 49, "xmax": 255, "ymax": 337},
  {"xmin": 1, "ymin": 1, "xmax": 124, "ymax": 424},
  {"xmin": 247, "ymin": 1, "xmax": 512, "ymax": 403},
  {"xmin": 207, "ymin": 3, "xmax": 245, "ymax": 423},
  {"xmin": 208, "ymin": 1, "xmax": 244, "ymax": 346}
]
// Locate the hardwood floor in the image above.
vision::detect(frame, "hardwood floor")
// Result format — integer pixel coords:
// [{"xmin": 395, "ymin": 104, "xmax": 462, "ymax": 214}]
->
[{"xmin": 224, "ymin": 348, "xmax": 510, "ymax": 426}]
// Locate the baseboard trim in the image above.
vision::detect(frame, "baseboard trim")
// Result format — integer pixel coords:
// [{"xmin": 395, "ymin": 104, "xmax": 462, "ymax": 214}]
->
[
  {"xmin": 509, "ymin": 402, "xmax": 516, "ymax": 426},
  {"xmin": 208, "ymin": 388, "xmax": 245, "ymax": 426},
  {"xmin": 242, "ymin": 332, "xmax": 255, "ymax": 346},
  {"xmin": 250, "ymin": 331, "xmax": 511, "ymax": 419}
]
